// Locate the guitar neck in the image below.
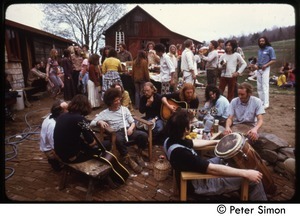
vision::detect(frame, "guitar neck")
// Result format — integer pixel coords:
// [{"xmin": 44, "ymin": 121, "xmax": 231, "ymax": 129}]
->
[{"xmin": 88, "ymin": 128, "xmax": 108, "ymax": 152}]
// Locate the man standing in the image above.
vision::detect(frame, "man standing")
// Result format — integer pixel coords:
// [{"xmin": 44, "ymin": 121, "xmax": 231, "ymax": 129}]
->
[
  {"xmin": 200, "ymin": 40, "xmax": 219, "ymax": 86},
  {"xmin": 117, "ymin": 43, "xmax": 133, "ymax": 62},
  {"xmin": 254, "ymin": 36, "xmax": 276, "ymax": 109},
  {"xmin": 154, "ymin": 43, "xmax": 175, "ymax": 94},
  {"xmin": 224, "ymin": 82, "xmax": 265, "ymax": 142},
  {"xmin": 218, "ymin": 40, "xmax": 247, "ymax": 102},
  {"xmin": 181, "ymin": 39, "xmax": 196, "ymax": 84}
]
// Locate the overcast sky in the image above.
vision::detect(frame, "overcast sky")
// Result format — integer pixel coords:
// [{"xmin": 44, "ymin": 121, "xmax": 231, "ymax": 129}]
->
[{"xmin": 5, "ymin": 3, "xmax": 295, "ymax": 42}]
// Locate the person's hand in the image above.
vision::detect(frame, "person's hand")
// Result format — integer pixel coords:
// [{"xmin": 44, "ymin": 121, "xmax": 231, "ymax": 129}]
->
[
  {"xmin": 168, "ymin": 104, "xmax": 177, "ymax": 113},
  {"xmin": 245, "ymin": 169, "xmax": 263, "ymax": 184},
  {"xmin": 146, "ymin": 95, "xmax": 154, "ymax": 106},
  {"xmin": 97, "ymin": 86, "xmax": 101, "ymax": 92},
  {"xmin": 223, "ymin": 127, "xmax": 232, "ymax": 136},
  {"xmin": 127, "ymin": 127, "xmax": 133, "ymax": 136},
  {"xmin": 97, "ymin": 120, "xmax": 108, "ymax": 128},
  {"xmin": 232, "ymin": 72, "xmax": 239, "ymax": 77},
  {"xmin": 247, "ymin": 128, "xmax": 259, "ymax": 141}
]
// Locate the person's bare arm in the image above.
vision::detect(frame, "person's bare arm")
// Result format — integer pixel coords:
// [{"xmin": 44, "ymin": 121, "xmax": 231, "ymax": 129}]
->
[
  {"xmin": 192, "ymin": 139, "xmax": 219, "ymax": 148},
  {"xmin": 207, "ymin": 163, "xmax": 263, "ymax": 183}
]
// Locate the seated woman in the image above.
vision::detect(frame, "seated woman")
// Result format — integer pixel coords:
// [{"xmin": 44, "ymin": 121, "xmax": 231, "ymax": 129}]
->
[
  {"xmin": 202, "ymin": 85, "xmax": 229, "ymax": 126},
  {"xmin": 281, "ymin": 68, "xmax": 296, "ymax": 88}
]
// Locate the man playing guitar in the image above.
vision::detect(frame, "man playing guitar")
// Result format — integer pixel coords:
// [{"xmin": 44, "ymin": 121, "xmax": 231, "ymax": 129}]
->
[{"xmin": 161, "ymin": 83, "xmax": 199, "ymax": 121}]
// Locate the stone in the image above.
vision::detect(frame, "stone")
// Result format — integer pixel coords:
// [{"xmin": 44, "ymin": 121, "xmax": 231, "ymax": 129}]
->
[
  {"xmin": 260, "ymin": 149, "xmax": 278, "ymax": 164},
  {"xmin": 257, "ymin": 133, "xmax": 289, "ymax": 151},
  {"xmin": 278, "ymin": 147, "xmax": 295, "ymax": 159},
  {"xmin": 283, "ymin": 158, "xmax": 295, "ymax": 175}
]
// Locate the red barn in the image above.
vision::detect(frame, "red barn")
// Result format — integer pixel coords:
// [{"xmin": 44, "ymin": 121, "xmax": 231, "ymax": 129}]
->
[{"xmin": 104, "ymin": 5, "xmax": 203, "ymax": 59}]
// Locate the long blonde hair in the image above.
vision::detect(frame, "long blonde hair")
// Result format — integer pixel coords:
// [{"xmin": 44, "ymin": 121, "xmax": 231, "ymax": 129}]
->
[
  {"xmin": 49, "ymin": 48, "xmax": 58, "ymax": 60},
  {"xmin": 179, "ymin": 83, "xmax": 196, "ymax": 101}
]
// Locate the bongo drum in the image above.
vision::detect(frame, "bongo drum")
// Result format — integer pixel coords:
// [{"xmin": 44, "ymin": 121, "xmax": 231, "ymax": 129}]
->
[{"xmin": 214, "ymin": 132, "xmax": 276, "ymax": 194}]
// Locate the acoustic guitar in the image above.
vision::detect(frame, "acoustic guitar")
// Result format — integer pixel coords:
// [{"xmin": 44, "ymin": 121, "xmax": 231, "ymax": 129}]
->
[
  {"xmin": 161, "ymin": 99, "xmax": 189, "ymax": 121},
  {"xmin": 78, "ymin": 121, "xmax": 130, "ymax": 184}
]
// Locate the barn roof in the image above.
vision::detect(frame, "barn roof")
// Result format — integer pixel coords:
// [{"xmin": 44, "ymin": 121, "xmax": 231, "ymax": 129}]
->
[{"xmin": 104, "ymin": 5, "xmax": 203, "ymax": 44}]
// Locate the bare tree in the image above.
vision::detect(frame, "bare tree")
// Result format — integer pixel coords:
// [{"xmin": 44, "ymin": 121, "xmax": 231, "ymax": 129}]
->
[{"xmin": 40, "ymin": 4, "xmax": 126, "ymax": 54}]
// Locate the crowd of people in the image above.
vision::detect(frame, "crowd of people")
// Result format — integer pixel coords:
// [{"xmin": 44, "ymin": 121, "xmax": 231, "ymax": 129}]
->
[{"xmin": 35, "ymin": 35, "xmax": 295, "ymax": 201}]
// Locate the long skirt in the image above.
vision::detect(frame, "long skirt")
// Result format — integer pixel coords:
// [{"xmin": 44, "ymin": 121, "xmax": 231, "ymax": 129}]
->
[
  {"xmin": 102, "ymin": 71, "xmax": 123, "ymax": 95},
  {"xmin": 87, "ymin": 80, "xmax": 100, "ymax": 108}
]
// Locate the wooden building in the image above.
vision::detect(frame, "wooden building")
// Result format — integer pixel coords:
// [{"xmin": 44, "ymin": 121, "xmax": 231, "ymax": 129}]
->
[
  {"xmin": 4, "ymin": 19, "xmax": 75, "ymax": 90},
  {"xmin": 104, "ymin": 5, "xmax": 203, "ymax": 59}
]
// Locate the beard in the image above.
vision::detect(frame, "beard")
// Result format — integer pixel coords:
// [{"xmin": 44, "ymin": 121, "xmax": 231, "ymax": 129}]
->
[{"xmin": 259, "ymin": 43, "xmax": 266, "ymax": 49}]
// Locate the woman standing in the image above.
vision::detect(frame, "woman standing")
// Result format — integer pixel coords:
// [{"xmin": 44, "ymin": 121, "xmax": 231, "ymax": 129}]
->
[
  {"xmin": 101, "ymin": 48, "xmax": 123, "ymax": 97},
  {"xmin": 132, "ymin": 50, "xmax": 150, "ymax": 109},
  {"xmin": 46, "ymin": 48, "xmax": 63, "ymax": 97},
  {"xmin": 61, "ymin": 49, "xmax": 76, "ymax": 101},
  {"xmin": 88, "ymin": 54, "xmax": 101, "ymax": 108},
  {"xmin": 167, "ymin": 44, "xmax": 178, "ymax": 92}
]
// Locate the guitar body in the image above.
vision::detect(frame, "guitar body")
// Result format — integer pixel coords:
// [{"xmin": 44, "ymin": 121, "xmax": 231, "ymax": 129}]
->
[
  {"xmin": 161, "ymin": 99, "xmax": 188, "ymax": 121},
  {"xmin": 96, "ymin": 151, "xmax": 130, "ymax": 184},
  {"xmin": 78, "ymin": 121, "xmax": 130, "ymax": 184}
]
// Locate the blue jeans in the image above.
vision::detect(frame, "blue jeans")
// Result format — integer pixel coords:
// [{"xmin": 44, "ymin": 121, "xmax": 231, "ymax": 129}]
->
[
  {"xmin": 152, "ymin": 119, "xmax": 164, "ymax": 139},
  {"xmin": 191, "ymin": 157, "xmax": 267, "ymax": 201}
]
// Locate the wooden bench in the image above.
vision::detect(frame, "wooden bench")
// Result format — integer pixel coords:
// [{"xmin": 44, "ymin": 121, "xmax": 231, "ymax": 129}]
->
[
  {"xmin": 180, "ymin": 171, "xmax": 249, "ymax": 201},
  {"xmin": 59, "ymin": 159, "xmax": 111, "ymax": 200}
]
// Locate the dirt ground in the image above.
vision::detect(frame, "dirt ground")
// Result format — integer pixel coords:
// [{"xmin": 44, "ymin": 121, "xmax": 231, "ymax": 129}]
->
[
  {"xmin": 3, "ymin": 86, "xmax": 297, "ymax": 202},
  {"xmin": 5, "ymin": 86, "xmax": 296, "ymax": 149}
]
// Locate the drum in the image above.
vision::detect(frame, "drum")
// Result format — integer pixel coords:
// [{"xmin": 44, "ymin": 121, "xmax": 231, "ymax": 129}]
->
[
  {"xmin": 136, "ymin": 120, "xmax": 155, "ymax": 131},
  {"xmin": 214, "ymin": 132, "xmax": 276, "ymax": 194}
]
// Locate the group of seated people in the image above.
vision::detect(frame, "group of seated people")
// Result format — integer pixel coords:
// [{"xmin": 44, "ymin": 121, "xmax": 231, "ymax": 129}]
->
[{"xmin": 40, "ymin": 80, "xmax": 268, "ymax": 201}]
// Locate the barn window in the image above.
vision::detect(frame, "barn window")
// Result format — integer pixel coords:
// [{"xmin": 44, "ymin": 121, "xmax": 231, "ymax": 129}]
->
[{"xmin": 5, "ymin": 28, "xmax": 21, "ymax": 61}]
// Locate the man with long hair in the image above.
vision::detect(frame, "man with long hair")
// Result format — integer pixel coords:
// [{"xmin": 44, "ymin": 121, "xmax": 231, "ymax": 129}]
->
[
  {"xmin": 218, "ymin": 39, "xmax": 247, "ymax": 102},
  {"xmin": 54, "ymin": 94, "xmax": 111, "ymax": 163},
  {"xmin": 254, "ymin": 36, "xmax": 276, "ymax": 109},
  {"xmin": 161, "ymin": 83, "xmax": 199, "ymax": 121}
]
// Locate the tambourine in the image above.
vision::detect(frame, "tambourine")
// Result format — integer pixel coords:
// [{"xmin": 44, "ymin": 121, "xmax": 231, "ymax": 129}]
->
[{"xmin": 136, "ymin": 120, "xmax": 156, "ymax": 131}]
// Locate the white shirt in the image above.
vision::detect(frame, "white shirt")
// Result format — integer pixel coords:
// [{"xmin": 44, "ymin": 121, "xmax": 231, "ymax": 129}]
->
[
  {"xmin": 40, "ymin": 115, "xmax": 56, "ymax": 152},
  {"xmin": 202, "ymin": 50, "xmax": 218, "ymax": 69},
  {"xmin": 181, "ymin": 48, "xmax": 195, "ymax": 72},
  {"xmin": 218, "ymin": 53, "xmax": 247, "ymax": 77},
  {"xmin": 159, "ymin": 53, "xmax": 175, "ymax": 82},
  {"xmin": 228, "ymin": 96, "xmax": 265, "ymax": 125},
  {"xmin": 90, "ymin": 106, "xmax": 134, "ymax": 131}
]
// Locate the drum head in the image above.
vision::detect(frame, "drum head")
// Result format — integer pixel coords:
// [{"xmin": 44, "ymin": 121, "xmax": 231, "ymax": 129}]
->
[
  {"xmin": 144, "ymin": 121, "xmax": 155, "ymax": 131},
  {"xmin": 215, "ymin": 133, "xmax": 244, "ymax": 159}
]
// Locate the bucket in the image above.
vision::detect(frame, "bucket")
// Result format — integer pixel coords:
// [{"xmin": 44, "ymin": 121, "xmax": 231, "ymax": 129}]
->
[{"xmin": 13, "ymin": 90, "xmax": 24, "ymax": 111}]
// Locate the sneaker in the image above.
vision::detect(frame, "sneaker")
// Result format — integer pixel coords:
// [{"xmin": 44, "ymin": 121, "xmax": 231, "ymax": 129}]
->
[
  {"xmin": 248, "ymin": 76, "xmax": 257, "ymax": 81},
  {"xmin": 135, "ymin": 155, "xmax": 146, "ymax": 167},
  {"xmin": 125, "ymin": 157, "xmax": 143, "ymax": 173}
]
